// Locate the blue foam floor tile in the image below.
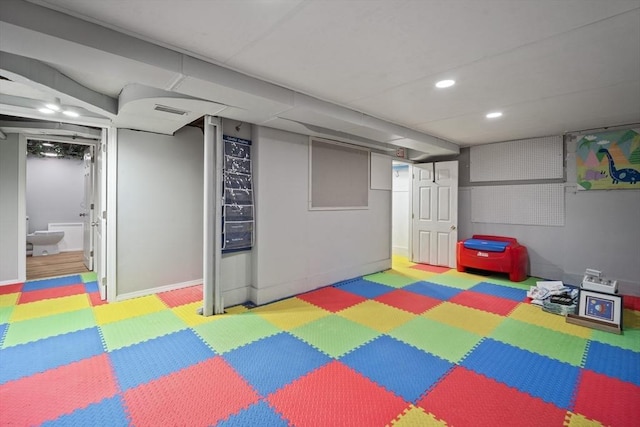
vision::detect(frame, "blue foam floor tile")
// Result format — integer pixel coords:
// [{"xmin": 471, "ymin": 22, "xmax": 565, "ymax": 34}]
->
[
  {"xmin": 403, "ymin": 281, "xmax": 461, "ymax": 301},
  {"xmin": 469, "ymin": 282, "xmax": 527, "ymax": 301},
  {"xmin": 0, "ymin": 323, "xmax": 7, "ymax": 346},
  {"xmin": 84, "ymin": 281, "xmax": 99, "ymax": 293},
  {"xmin": 584, "ymin": 341, "xmax": 640, "ymax": 386},
  {"xmin": 0, "ymin": 328, "xmax": 104, "ymax": 384},
  {"xmin": 42, "ymin": 395, "xmax": 130, "ymax": 427},
  {"xmin": 216, "ymin": 400, "xmax": 289, "ymax": 427},
  {"xmin": 22, "ymin": 275, "xmax": 83, "ymax": 292},
  {"xmin": 336, "ymin": 279, "xmax": 395, "ymax": 299},
  {"xmin": 223, "ymin": 332, "xmax": 331, "ymax": 396},
  {"xmin": 109, "ymin": 329, "xmax": 215, "ymax": 391},
  {"xmin": 340, "ymin": 335, "xmax": 453, "ymax": 402},
  {"xmin": 461, "ymin": 338, "xmax": 580, "ymax": 408}
]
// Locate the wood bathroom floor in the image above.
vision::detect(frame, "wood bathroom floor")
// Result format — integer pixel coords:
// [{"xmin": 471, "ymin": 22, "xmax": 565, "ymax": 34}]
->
[{"xmin": 26, "ymin": 251, "xmax": 89, "ymax": 280}]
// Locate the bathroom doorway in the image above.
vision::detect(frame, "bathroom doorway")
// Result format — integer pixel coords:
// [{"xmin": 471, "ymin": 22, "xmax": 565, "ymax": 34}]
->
[{"xmin": 25, "ymin": 136, "xmax": 100, "ymax": 281}]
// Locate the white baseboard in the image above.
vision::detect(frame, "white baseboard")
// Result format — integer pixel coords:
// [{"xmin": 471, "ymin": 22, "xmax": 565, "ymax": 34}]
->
[
  {"xmin": 115, "ymin": 279, "xmax": 202, "ymax": 302},
  {"xmin": 0, "ymin": 278, "xmax": 22, "ymax": 287},
  {"xmin": 250, "ymin": 258, "xmax": 391, "ymax": 306}
]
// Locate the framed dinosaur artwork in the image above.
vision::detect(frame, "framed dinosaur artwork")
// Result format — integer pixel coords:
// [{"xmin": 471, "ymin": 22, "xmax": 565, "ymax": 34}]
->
[{"xmin": 575, "ymin": 128, "xmax": 640, "ymax": 190}]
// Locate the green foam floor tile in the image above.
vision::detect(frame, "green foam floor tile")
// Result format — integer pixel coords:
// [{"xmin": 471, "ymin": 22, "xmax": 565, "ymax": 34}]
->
[
  {"xmin": 389, "ymin": 317, "xmax": 482, "ymax": 363},
  {"xmin": 100, "ymin": 310, "xmax": 186, "ymax": 351},
  {"xmin": 81, "ymin": 272, "xmax": 98, "ymax": 283},
  {"xmin": 489, "ymin": 318, "xmax": 588, "ymax": 366},
  {"xmin": 590, "ymin": 328, "xmax": 640, "ymax": 353},
  {"xmin": 363, "ymin": 272, "xmax": 418, "ymax": 288},
  {"xmin": 425, "ymin": 273, "xmax": 482, "ymax": 290},
  {"xmin": 194, "ymin": 313, "xmax": 280, "ymax": 354},
  {"xmin": 0, "ymin": 306, "xmax": 13, "ymax": 324},
  {"xmin": 2, "ymin": 308, "xmax": 96, "ymax": 348},
  {"xmin": 290, "ymin": 315, "xmax": 380, "ymax": 358},
  {"xmin": 482, "ymin": 275, "xmax": 538, "ymax": 290}
]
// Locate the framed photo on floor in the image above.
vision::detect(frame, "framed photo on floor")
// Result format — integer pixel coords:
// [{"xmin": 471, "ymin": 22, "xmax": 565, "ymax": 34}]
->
[{"xmin": 578, "ymin": 290, "xmax": 622, "ymax": 327}]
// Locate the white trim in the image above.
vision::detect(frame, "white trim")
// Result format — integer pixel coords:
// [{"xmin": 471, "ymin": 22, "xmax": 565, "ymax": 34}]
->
[
  {"xmin": 17, "ymin": 134, "xmax": 27, "ymax": 283},
  {"xmin": 0, "ymin": 279, "xmax": 22, "ymax": 287},
  {"xmin": 115, "ymin": 279, "xmax": 202, "ymax": 302},
  {"xmin": 106, "ymin": 127, "xmax": 118, "ymax": 302}
]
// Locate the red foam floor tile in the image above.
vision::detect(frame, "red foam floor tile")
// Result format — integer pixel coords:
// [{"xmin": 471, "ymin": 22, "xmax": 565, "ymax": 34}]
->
[
  {"xmin": 573, "ymin": 369, "xmax": 640, "ymax": 427},
  {"xmin": 297, "ymin": 286, "xmax": 366, "ymax": 312},
  {"xmin": 123, "ymin": 357, "xmax": 259, "ymax": 427},
  {"xmin": 623, "ymin": 294, "xmax": 640, "ymax": 311},
  {"xmin": 0, "ymin": 354, "xmax": 118, "ymax": 426},
  {"xmin": 418, "ymin": 366, "xmax": 566, "ymax": 427},
  {"xmin": 156, "ymin": 285, "xmax": 203, "ymax": 308},
  {"xmin": 0, "ymin": 283, "xmax": 23, "ymax": 295},
  {"xmin": 449, "ymin": 291, "xmax": 520, "ymax": 316},
  {"xmin": 411, "ymin": 264, "xmax": 452, "ymax": 274},
  {"xmin": 268, "ymin": 360, "xmax": 408, "ymax": 426},
  {"xmin": 18, "ymin": 284, "xmax": 87, "ymax": 304},
  {"xmin": 89, "ymin": 292, "xmax": 108, "ymax": 306},
  {"xmin": 375, "ymin": 289, "xmax": 442, "ymax": 314}
]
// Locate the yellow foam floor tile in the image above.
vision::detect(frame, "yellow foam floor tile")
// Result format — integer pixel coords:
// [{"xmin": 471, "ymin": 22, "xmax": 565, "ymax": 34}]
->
[
  {"xmin": 391, "ymin": 405, "xmax": 447, "ymax": 426},
  {"xmin": 93, "ymin": 295, "xmax": 167, "ymax": 325},
  {"xmin": 392, "ymin": 255, "xmax": 416, "ymax": 269},
  {"xmin": 253, "ymin": 298, "xmax": 329, "ymax": 330},
  {"xmin": 0, "ymin": 293, "xmax": 20, "ymax": 307},
  {"xmin": 10, "ymin": 294, "xmax": 90, "ymax": 322},
  {"xmin": 623, "ymin": 308, "xmax": 640, "ymax": 329},
  {"xmin": 338, "ymin": 300, "xmax": 415, "ymax": 332},
  {"xmin": 392, "ymin": 266, "xmax": 438, "ymax": 281},
  {"xmin": 564, "ymin": 412, "xmax": 604, "ymax": 427},
  {"xmin": 423, "ymin": 302, "xmax": 504, "ymax": 336},
  {"xmin": 172, "ymin": 302, "xmax": 250, "ymax": 327},
  {"xmin": 509, "ymin": 304, "xmax": 592, "ymax": 339}
]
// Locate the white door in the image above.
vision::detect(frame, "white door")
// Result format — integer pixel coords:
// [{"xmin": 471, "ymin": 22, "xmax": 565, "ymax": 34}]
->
[
  {"xmin": 82, "ymin": 146, "xmax": 94, "ymax": 270},
  {"xmin": 411, "ymin": 161, "xmax": 458, "ymax": 267},
  {"xmin": 96, "ymin": 131, "xmax": 108, "ymax": 300}
]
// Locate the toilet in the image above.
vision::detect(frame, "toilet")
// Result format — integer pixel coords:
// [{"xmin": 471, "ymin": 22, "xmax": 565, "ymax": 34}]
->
[{"xmin": 26, "ymin": 217, "xmax": 65, "ymax": 256}]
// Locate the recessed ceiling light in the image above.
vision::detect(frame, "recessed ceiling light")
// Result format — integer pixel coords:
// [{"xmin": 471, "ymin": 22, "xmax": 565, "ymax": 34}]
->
[
  {"xmin": 486, "ymin": 111, "xmax": 503, "ymax": 119},
  {"xmin": 435, "ymin": 79, "xmax": 456, "ymax": 88},
  {"xmin": 62, "ymin": 110, "xmax": 80, "ymax": 118},
  {"xmin": 38, "ymin": 108, "xmax": 55, "ymax": 114}
]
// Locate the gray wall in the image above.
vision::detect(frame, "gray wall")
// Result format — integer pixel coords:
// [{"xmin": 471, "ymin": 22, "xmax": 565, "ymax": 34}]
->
[
  {"xmin": 26, "ymin": 156, "xmax": 84, "ymax": 233},
  {"xmin": 116, "ymin": 127, "xmax": 204, "ymax": 296},
  {"xmin": 457, "ymin": 139, "xmax": 640, "ymax": 293},
  {"xmin": 0, "ymin": 135, "xmax": 24, "ymax": 284},
  {"xmin": 251, "ymin": 126, "xmax": 391, "ymax": 305}
]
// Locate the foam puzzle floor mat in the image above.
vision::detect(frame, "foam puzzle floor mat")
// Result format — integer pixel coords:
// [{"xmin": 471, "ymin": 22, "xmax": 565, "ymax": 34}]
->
[{"xmin": 1, "ymin": 257, "xmax": 638, "ymax": 426}]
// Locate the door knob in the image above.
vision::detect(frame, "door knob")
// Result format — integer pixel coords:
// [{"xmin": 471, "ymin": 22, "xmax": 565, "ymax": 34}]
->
[
  {"xmin": 450, "ymin": 225, "xmax": 457, "ymax": 230},
  {"xmin": 79, "ymin": 213, "xmax": 87, "ymax": 217}
]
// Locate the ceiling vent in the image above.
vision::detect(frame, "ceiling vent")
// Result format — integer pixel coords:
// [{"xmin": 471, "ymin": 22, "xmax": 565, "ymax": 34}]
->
[{"xmin": 153, "ymin": 104, "xmax": 188, "ymax": 115}]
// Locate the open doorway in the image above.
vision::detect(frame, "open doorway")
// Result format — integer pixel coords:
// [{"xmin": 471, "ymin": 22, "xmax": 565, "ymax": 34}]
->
[
  {"xmin": 25, "ymin": 139, "xmax": 98, "ymax": 281},
  {"xmin": 392, "ymin": 161, "xmax": 412, "ymax": 259},
  {"xmin": 392, "ymin": 160, "xmax": 459, "ymax": 267}
]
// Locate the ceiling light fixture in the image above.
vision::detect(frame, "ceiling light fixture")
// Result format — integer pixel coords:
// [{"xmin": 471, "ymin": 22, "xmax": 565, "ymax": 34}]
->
[
  {"xmin": 42, "ymin": 152, "xmax": 60, "ymax": 157},
  {"xmin": 63, "ymin": 110, "xmax": 80, "ymax": 118},
  {"xmin": 486, "ymin": 111, "xmax": 503, "ymax": 119},
  {"xmin": 40, "ymin": 97, "xmax": 82, "ymax": 118},
  {"xmin": 435, "ymin": 79, "xmax": 456, "ymax": 88}
]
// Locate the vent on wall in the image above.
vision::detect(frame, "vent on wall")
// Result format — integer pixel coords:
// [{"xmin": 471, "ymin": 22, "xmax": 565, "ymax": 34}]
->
[{"xmin": 153, "ymin": 104, "xmax": 188, "ymax": 115}]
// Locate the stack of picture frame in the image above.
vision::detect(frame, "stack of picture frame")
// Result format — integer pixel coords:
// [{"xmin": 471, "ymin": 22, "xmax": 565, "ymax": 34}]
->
[{"xmin": 566, "ymin": 289, "xmax": 623, "ymax": 334}]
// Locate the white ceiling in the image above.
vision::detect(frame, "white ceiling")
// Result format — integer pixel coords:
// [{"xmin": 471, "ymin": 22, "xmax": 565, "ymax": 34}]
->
[{"xmin": 1, "ymin": 0, "xmax": 639, "ymax": 152}]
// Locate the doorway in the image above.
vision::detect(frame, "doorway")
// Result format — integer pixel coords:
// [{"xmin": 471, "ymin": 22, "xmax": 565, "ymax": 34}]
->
[
  {"xmin": 392, "ymin": 160, "xmax": 459, "ymax": 268},
  {"xmin": 25, "ymin": 139, "xmax": 98, "ymax": 281}
]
